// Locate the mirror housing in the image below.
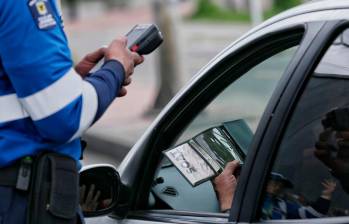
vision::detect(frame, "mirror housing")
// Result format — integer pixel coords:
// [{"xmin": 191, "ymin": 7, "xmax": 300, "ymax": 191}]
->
[{"xmin": 79, "ymin": 164, "xmax": 120, "ymax": 217}]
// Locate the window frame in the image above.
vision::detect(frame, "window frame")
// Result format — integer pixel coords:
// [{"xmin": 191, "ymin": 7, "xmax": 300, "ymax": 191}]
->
[
  {"xmin": 239, "ymin": 20, "xmax": 349, "ymax": 223},
  {"xmin": 112, "ymin": 22, "xmax": 332, "ymax": 224},
  {"xmin": 125, "ymin": 26, "xmax": 307, "ymax": 222}
]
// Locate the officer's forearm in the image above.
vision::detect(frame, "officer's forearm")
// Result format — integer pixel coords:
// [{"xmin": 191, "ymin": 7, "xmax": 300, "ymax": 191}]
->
[{"xmin": 85, "ymin": 60, "xmax": 125, "ymax": 122}]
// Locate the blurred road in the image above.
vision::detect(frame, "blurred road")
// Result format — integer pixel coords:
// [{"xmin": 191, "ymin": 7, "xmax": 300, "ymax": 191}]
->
[{"xmin": 63, "ymin": 3, "xmax": 250, "ymax": 166}]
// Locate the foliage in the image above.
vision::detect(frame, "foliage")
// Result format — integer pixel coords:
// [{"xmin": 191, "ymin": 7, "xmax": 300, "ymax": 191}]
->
[
  {"xmin": 191, "ymin": 0, "xmax": 250, "ymax": 22},
  {"xmin": 274, "ymin": 0, "xmax": 302, "ymax": 11},
  {"xmin": 264, "ymin": 0, "xmax": 302, "ymax": 18},
  {"xmin": 191, "ymin": 0, "xmax": 303, "ymax": 22}
]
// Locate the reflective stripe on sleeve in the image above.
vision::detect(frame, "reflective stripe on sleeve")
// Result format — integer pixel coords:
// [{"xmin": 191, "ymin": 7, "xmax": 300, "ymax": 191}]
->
[
  {"xmin": 0, "ymin": 68, "xmax": 98, "ymax": 140},
  {"xmin": 298, "ymin": 207, "xmax": 307, "ymax": 219},
  {"xmin": 0, "ymin": 94, "xmax": 29, "ymax": 122},
  {"xmin": 19, "ymin": 68, "xmax": 82, "ymax": 121},
  {"xmin": 303, "ymin": 206, "xmax": 326, "ymax": 218},
  {"xmin": 69, "ymin": 81, "xmax": 98, "ymax": 141}
]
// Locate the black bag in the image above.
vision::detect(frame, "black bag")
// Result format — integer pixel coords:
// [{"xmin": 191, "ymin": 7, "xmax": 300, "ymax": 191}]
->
[{"xmin": 27, "ymin": 153, "xmax": 79, "ymax": 224}]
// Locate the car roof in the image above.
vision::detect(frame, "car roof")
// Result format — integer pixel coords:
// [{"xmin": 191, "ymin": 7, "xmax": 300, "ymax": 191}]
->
[{"xmin": 248, "ymin": 0, "xmax": 349, "ymax": 37}]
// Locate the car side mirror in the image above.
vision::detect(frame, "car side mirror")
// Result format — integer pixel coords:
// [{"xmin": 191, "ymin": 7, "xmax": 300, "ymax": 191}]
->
[{"xmin": 79, "ymin": 164, "xmax": 120, "ymax": 217}]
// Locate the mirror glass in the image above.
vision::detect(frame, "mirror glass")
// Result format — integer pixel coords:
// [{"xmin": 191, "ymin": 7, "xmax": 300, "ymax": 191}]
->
[{"xmin": 79, "ymin": 165, "xmax": 119, "ymax": 216}]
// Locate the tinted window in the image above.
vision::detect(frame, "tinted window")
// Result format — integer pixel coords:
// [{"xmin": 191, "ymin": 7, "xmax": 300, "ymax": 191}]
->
[{"xmin": 260, "ymin": 30, "xmax": 349, "ymax": 221}]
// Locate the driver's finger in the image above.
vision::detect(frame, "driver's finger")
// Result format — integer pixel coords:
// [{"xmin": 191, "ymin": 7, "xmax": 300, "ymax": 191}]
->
[{"xmin": 223, "ymin": 160, "xmax": 240, "ymax": 175}]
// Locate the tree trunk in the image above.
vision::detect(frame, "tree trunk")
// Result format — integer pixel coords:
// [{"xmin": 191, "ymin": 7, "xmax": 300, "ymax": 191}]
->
[
  {"xmin": 65, "ymin": 0, "xmax": 78, "ymax": 21},
  {"xmin": 149, "ymin": 0, "xmax": 181, "ymax": 114}
]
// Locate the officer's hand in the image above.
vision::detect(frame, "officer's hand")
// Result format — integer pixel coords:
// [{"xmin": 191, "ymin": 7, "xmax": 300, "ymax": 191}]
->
[
  {"xmin": 213, "ymin": 160, "xmax": 240, "ymax": 212},
  {"xmin": 105, "ymin": 37, "xmax": 144, "ymax": 97},
  {"xmin": 118, "ymin": 76, "xmax": 132, "ymax": 97},
  {"xmin": 75, "ymin": 47, "xmax": 106, "ymax": 78}
]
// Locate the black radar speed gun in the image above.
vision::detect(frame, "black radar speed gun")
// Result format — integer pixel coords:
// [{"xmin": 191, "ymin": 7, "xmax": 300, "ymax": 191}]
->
[{"xmin": 126, "ymin": 24, "xmax": 163, "ymax": 55}]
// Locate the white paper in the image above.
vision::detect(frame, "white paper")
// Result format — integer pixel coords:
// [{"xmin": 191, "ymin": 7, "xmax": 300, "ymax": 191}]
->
[{"xmin": 164, "ymin": 143, "xmax": 215, "ymax": 186}]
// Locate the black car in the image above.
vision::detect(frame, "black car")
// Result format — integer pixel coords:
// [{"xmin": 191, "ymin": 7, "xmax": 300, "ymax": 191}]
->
[{"xmin": 81, "ymin": 1, "xmax": 349, "ymax": 223}]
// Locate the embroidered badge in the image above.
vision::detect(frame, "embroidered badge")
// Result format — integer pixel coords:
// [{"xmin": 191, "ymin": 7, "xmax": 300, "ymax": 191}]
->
[{"xmin": 28, "ymin": 0, "xmax": 57, "ymax": 30}]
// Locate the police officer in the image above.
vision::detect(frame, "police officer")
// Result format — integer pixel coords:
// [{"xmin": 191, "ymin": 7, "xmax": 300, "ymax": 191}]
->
[{"xmin": 0, "ymin": 0, "xmax": 143, "ymax": 223}]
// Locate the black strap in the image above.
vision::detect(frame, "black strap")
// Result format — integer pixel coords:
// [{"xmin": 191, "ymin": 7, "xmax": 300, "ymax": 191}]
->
[{"xmin": 0, "ymin": 163, "xmax": 19, "ymax": 187}]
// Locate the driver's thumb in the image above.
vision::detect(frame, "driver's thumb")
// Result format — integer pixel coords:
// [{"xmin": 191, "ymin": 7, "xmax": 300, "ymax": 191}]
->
[{"xmin": 224, "ymin": 160, "xmax": 240, "ymax": 175}]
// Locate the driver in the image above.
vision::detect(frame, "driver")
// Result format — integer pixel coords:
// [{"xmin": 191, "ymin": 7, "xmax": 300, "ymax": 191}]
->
[{"xmin": 213, "ymin": 161, "xmax": 336, "ymax": 219}]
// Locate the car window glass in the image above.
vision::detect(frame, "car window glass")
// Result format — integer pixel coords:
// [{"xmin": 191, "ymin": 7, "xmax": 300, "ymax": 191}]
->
[
  {"xmin": 259, "ymin": 29, "xmax": 349, "ymax": 221},
  {"xmin": 176, "ymin": 47, "xmax": 297, "ymax": 144},
  {"xmin": 149, "ymin": 37, "xmax": 304, "ymax": 214}
]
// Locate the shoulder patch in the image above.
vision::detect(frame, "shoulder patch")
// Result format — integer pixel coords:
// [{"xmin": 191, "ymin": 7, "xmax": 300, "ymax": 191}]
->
[{"xmin": 28, "ymin": 0, "xmax": 57, "ymax": 30}]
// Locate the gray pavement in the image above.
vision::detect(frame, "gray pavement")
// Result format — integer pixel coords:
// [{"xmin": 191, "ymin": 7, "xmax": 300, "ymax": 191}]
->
[{"xmin": 64, "ymin": 3, "xmax": 251, "ymax": 165}]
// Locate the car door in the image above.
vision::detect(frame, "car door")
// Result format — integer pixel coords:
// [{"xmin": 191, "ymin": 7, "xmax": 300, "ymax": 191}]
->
[
  {"xmin": 237, "ymin": 20, "xmax": 349, "ymax": 223},
  {"xmin": 85, "ymin": 19, "xmax": 341, "ymax": 224}
]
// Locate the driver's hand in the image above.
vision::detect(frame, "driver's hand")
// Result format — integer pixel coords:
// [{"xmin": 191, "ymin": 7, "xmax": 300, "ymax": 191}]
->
[
  {"xmin": 213, "ymin": 160, "xmax": 240, "ymax": 212},
  {"xmin": 80, "ymin": 184, "xmax": 101, "ymax": 212}
]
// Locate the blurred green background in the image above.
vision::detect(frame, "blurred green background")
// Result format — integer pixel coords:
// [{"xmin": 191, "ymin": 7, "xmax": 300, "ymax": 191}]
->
[
  {"xmin": 192, "ymin": 0, "xmax": 302, "ymax": 22},
  {"xmin": 62, "ymin": 0, "xmax": 306, "ymax": 23}
]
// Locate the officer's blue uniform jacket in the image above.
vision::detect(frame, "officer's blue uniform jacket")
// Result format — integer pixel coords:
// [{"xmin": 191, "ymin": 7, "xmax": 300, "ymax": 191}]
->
[{"xmin": 0, "ymin": 0, "xmax": 125, "ymax": 167}]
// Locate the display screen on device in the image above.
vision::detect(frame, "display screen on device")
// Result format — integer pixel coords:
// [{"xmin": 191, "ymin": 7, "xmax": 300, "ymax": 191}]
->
[{"xmin": 126, "ymin": 28, "xmax": 144, "ymax": 49}]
